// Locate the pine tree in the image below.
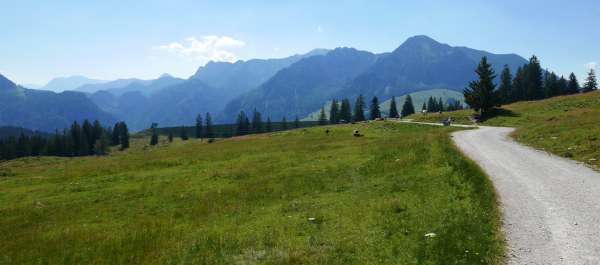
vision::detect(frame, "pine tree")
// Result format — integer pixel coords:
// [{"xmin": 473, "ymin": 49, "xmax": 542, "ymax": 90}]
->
[
  {"xmin": 205, "ymin": 112, "xmax": 214, "ymax": 138},
  {"xmin": 427, "ymin": 97, "xmax": 435, "ymax": 112},
  {"xmin": 353, "ymin": 95, "xmax": 366, "ymax": 121},
  {"xmin": 294, "ymin": 116, "xmax": 300, "ymax": 128},
  {"xmin": 120, "ymin": 122, "xmax": 130, "ymax": 149},
  {"xmin": 92, "ymin": 120, "xmax": 103, "ymax": 146},
  {"xmin": 369, "ymin": 96, "xmax": 381, "ymax": 120},
  {"xmin": 251, "ymin": 108, "xmax": 263, "ymax": 133},
  {"xmin": 180, "ymin": 126, "xmax": 188, "ymax": 140},
  {"xmin": 545, "ymin": 72, "xmax": 561, "ymax": 97},
  {"xmin": 150, "ymin": 123, "xmax": 159, "ymax": 146},
  {"xmin": 401, "ymin": 94, "xmax": 415, "ymax": 117},
  {"xmin": 111, "ymin": 122, "xmax": 121, "ymax": 146},
  {"xmin": 82, "ymin": 119, "xmax": 93, "ymax": 155},
  {"xmin": 463, "ymin": 56, "xmax": 498, "ymax": 117},
  {"xmin": 498, "ymin": 65, "xmax": 513, "ymax": 104},
  {"xmin": 388, "ymin": 96, "xmax": 399, "ymax": 118},
  {"xmin": 582, "ymin": 69, "xmax": 598, "ymax": 93},
  {"xmin": 318, "ymin": 107, "xmax": 328, "ymax": 125},
  {"xmin": 557, "ymin": 76, "xmax": 568, "ymax": 96},
  {"xmin": 524, "ymin": 55, "xmax": 544, "ymax": 100},
  {"xmin": 329, "ymin": 99, "xmax": 339, "ymax": 124},
  {"xmin": 195, "ymin": 114, "xmax": 203, "ymax": 138},
  {"xmin": 339, "ymin": 98, "xmax": 352, "ymax": 122},
  {"xmin": 567, "ymin": 73, "xmax": 580, "ymax": 94},
  {"xmin": 236, "ymin": 111, "xmax": 249, "ymax": 135},
  {"xmin": 281, "ymin": 117, "xmax": 288, "ymax": 130},
  {"xmin": 437, "ymin": 97, "xmax": 444, "ymax": 112},
  {"xmin": 421, "ymin": 102, "xmax": 427, "ymax": 112},
  {"xmin": 168, "ymin": 131, "xmax": 173, "ymax": 142},
  {"xmin": 511, "ymin": 66, "xmax": 525, "ymax": 102},
  {"xmin": 71, "ymin": 121, "xmax": 82, "ymax": 156},
  {"xmin": 93, "ymin": 132, "xmax": 110, "ymax": 155},
  {"xmin": 266, "ymin": 117, "xmax": 272, "ymax": 132}
]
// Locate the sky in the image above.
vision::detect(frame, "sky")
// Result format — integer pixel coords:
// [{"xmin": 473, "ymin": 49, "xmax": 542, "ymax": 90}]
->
[{"xmin": 1, "ymin": 0, "xmax": 599, "ymax": 87}]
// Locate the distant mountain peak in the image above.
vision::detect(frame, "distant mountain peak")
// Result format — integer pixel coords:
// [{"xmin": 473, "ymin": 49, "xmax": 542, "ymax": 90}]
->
[
  {"xmin": 396, "ymin": 35, "xmax": 449, "ymax": 52},
  {"xmin": 159, "ymin": 73, "xmax": 173, "ymax": 79},
  {"xmin": 0, "ymin": 73, "xmax": 17, "ymax": 90}
]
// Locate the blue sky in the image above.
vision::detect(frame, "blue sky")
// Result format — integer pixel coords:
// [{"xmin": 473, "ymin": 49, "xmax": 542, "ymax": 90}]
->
[{"xmin": 1, "ymin": 0, "xmax": 599, "ymax": 86}]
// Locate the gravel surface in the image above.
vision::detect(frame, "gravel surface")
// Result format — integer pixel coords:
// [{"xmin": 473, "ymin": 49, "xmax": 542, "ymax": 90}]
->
[{"xmin": 453, "ymin": 126, "xmax": 600, "ymax": 265}]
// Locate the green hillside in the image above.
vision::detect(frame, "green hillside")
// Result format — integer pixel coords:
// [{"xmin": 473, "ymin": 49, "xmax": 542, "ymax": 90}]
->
[
  {"xmin": 0, "ymin": 122, "xmax": 503, "ymax": 264},
  {"xmin": 410, "ymin": 90, "xmax": 600, "ymax": 169},
  {"xmin": 304, "ymin": 89, "xmax": 464, "ymax": 120}
]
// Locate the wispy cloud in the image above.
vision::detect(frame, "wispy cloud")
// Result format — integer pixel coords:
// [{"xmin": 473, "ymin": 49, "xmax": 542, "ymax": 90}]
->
[
  {"xmin": 317, "ymin": 25, "xmax": 324, "ymax": 33},
  {"xmin": 155, "ymin": 36, "xmax": 245, "ymax": 62},
  {"xmin": 585, "ymin": 61, "xmax": 597, "ymax": 70}
]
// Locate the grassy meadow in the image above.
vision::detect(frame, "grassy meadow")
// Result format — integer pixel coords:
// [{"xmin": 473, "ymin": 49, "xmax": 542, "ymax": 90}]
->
[
  {"xmin": 409, "ymin": 90, "xmax": 600, "ymax": 169},
  {"xmin": 0, "ymin": 122, "xmax": 503, "ymax": 264}
]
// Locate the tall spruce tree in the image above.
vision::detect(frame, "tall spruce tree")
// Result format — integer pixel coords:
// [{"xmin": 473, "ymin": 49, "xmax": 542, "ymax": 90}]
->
[
  {"xmin": 437, "ymin": 97, "xmax": 444, "ymax": 112},
  {"xmin": 557, "ymin": 76, "xmax": 568, "ymax": 96},
  {"xmin": 353, "ymin": 95, "xmax": 366, "ymax": 121},
  {"xmin": 266, "ymin": 117, "xmax": 272, "ymax": 132},
  {"xmin": 463, "ymin": 56, "xmax": 498, "ymax": 117},
  {"xmin": 567, "ymin": 73, "xmax": 580, "ymax": 94},
  {"xmin": 524, "ymin": 55, "xmax": 544, "ymax": 100},
  {"xmin": 205, "ymin": 112, "xmax": 214, "ymax": 138},
  {"xmin": 421, "ymin": 102, "xmax": 427, "ymax": 112},
  {"xmin": 150, "ymin": 123, "xmax": 159, "ymax": 146},
  {"xmin": 498, "ymin": 65, "xmax": 513, "ymax": 104},
  {"xmin": 180, "ymin": 126, "xmax": 188, "ymax": 140},
  {"xmin": 294, "ymin": 116, "xmax": 300, "ymax": 128},
  {"xmin": 339, "ymin": 98, "xmax": 352, "ymax": 122},
  {"xmin": 329, "ymin": 99, "xmax": 340, "ymax": 124},
  {"xmin": 251, "ymin": 109, "xmax": 263, "ymax": 133},
  {"xmin": 111, "ymin": 122, "xmax": 121, "ymax": 146},
  {"xmin": 120, "ymin": 122, "xmax": 130, "ymax": 149},
  {"xmin": 236, "ymin": 111, "xmax": 249, "ymax": 135},
  {"xmin": 511, "ymin": 66, "xmax": 525, "ymax": 102},
  {"xmin": 427, "ymin": 97, "xmax": 435, "ymax": 112},
  {"xmin": 582, "ymin": 69, "xmax": 598, "ymax": 93},
  {"xmin": 389, "ymin": 96, "xmax": 399, "ymax": 118},
  {"xmin": 318, "ymin": 107, "xmax": 328, "ymax": 125},
  {"xmin": 71, "ymin": 121, "xmax": 82, "ymax": 156},
  {"xmin": 545, "ymin": 72, "xmax": 561, "ymax": 97},
  {"xmin": 168, "ymin": 130, "xmax": 173, "ymax": 142},
  {"xmin": 195, "ymin": 114, "xmax": 203, "ymax": 138},
  {"xmin": 401, "ymin": 94, "xmax": 415, "ymax": 117},
  {"xmin": 369, "ymin": 96, "xmax": 381, "ymax": 120}
]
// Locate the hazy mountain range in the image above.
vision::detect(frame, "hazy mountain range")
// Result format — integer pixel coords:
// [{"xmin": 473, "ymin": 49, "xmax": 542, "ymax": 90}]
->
[{"xmin": 1, "ymin": 35, "xmax": 529, "ymax": 132}]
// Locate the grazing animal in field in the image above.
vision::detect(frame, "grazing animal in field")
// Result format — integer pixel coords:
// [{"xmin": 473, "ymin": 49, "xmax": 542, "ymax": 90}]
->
[{"xmin": 353, "ymin": 130, "xmax": 363, "ymax": 137}]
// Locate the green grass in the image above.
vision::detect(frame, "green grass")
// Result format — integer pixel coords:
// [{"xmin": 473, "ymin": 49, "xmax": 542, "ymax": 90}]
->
[
  {"xmin": 0, "ymin": 122, "xmax": 503, "ymax": 264},
  {"xmin": 409, "ymin": 91, "xmax": 600, "ymax": 169}
]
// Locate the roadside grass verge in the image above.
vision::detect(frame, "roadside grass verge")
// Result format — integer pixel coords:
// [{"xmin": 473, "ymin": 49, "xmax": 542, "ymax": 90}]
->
[
  {"xmin": 0, "ymin": 122, "xmax": 503, "ymax": 264},
  {"xmin": 409, "ymin": 91, "xmax": 600, "ymax": 169}
]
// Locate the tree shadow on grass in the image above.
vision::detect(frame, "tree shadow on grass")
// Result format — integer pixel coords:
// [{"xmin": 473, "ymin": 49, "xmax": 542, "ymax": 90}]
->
[{"xmin": 478, "ymin": 108, "xmax": 520, "ymax": 122}]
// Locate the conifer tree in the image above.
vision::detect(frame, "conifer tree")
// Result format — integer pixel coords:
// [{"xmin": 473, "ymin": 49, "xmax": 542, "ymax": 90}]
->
[
  {"xmin": 339, "ymin": 98, "xmax": 352, "ymax": 122},
  {"xmin": 421, "ymin": 102, "xmax": 427, "ymax": 112},
  {"xmin": 353, "ymin": 95, "xmax": 366, "ymax": 121},
  {"xmin": 427, "ymin": 97, "xmax": 435, "ymax": 112},
  {"xmin": 401, "ymin": 94, "xmax": 415, "ymax": 117},
  {"xmin": 545, "ymin": 72, "xmax": 561, "ymax": 97},
  {"xmin": 71, "ymin": 121, "xmax": 82, "ymax": 155},
  {"xmin": 180, "ymin": 126, "xmax": 188, "ymax": 140},
  {"xmin": 294, "ymin": 116, "xmax": 300, "ymax": 128},
  {"xmin": 94, "ymin": 132, "xmax": 110, "ymax": 155},
  {"xmin": 437, "ymin": 97, "xmax": 444, "ymax": 112},
  {"xmin": 251, "ymin": 109, "xmax": 263, "ymax": 133},
  {"xmin": 557, "ymin": 76, "xmax": 568, "ymax": 96},
  {"xmin": 195, "ymin": 114, "xmax": 203, "ymax": 139},
  {"xmin": 318, "ymin": 107, "xmax": 328, "ymax": 125},
  {"xmin": 111, "ymin": 122, "xmax": 121, "ymax": 146},
  {"xmin": 329, "ymin": 99, "xmax": 339, "ymax": 124},
  {"xmin": 388, "ymin": 96, "xmax": 399, "ymax": 118},
  {"xmin": 463, "ymin": 56, "xmax": 498, "ymax": 117},
  {"xmin": 512, "ymin": 66, "xmax": 526, "ymax": 102},
  {"xmin": 369, "ymin": 96, "xmax": 381, "ymax": 120},
  {"xmin": 524, "ymin": 55, "xmax": 544, "ymax": 100},
  {"xmin": 582, "ymin": 69, "xmax": 598, "ymax": 93},
  {"xmin": 236, "ymin": 111, "xmax": 249, "ymax": 135},
  {"xmin": 498, "ymin": 65, "xmax": 513, "ymax": 104},
  {"xmin": 266, "ymin": 117, "xmax": 272, "ymax": 132},
  {"xmin": 281, "ymin": 117, "xmax": 288, "ymax": 130},
  {"xmin": 120, "ymin": 122, "xmax": 130, "ymax": 149},
  {"xmin": 567, "ymin": 73, "xmax": 580, "ymax": 94},
  {"xmin": 168, "ymin": 130, "xmax": 173, "ymax": 142},
  {"xmin": 205, "ymin": 112, "xmax": 214, "ymax": 138},
  {"xmin": 150, "ymin": 123, "xmax": 159, "ymax": 146}
]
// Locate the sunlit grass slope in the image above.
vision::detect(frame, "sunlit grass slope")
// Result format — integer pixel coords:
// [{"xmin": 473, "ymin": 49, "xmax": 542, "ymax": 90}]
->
[
  {"xmin": 0, "ymin": 122, "xmax": 502, "ymax": 264},
  {"xmin": 410, "ymin": 91, "xmax": 600, "ymax": 169}
]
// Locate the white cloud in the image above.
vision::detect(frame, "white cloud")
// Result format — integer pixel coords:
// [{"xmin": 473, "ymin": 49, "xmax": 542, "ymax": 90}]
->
[
  {"xmin": 585, "ymin": 61, "xmax": 597, "ymax": 70},
  {"xmin": 155, "ymin": 36, "xmax": 245, "ymax": 62}
]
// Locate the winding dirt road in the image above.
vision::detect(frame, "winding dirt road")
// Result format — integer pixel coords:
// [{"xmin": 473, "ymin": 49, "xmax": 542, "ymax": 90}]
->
[{"xmin": 452, "ymin": 126, "xmax": 600, "ymax": 264}]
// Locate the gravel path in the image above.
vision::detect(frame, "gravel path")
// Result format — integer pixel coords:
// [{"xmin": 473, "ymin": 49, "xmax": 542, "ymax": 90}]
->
[{"xmin": 452, "ymin": 126, "xmax": 600, "ymax": 265}]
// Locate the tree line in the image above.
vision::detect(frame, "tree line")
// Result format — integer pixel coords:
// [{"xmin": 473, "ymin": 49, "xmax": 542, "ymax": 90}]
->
[
  {"xmin": 465, "ymin": 55, "xmax": 598, "ymax": 117},
  {"xmin": 150, "ymin": 112, "xmax": 215, "ymax": 145},
  {"xmin": 0, "ymin": 120, "xmax": 130, "ymax": 161}
]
